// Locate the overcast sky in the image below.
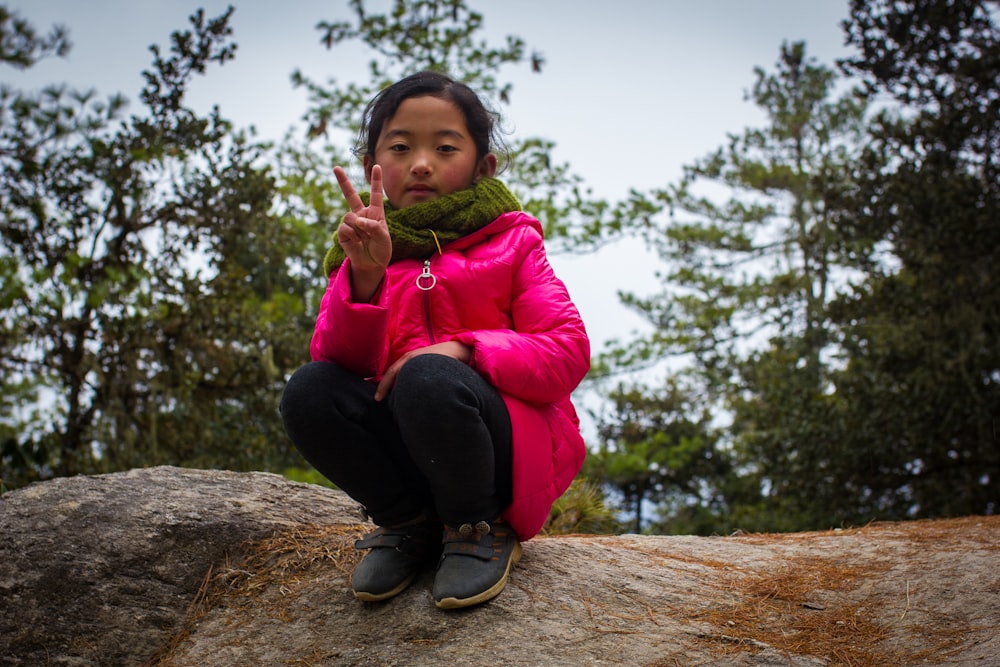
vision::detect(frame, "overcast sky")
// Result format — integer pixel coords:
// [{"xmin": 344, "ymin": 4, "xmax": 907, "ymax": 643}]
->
[{"xmin": 7, "ymin": 1, "xmax": 856, "ymax": 351}]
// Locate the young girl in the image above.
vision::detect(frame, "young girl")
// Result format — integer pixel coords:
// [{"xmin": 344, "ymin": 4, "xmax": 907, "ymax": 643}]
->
[{"xmin": 280, "ymin": 71, "xmax": 590, "ymax": 610}]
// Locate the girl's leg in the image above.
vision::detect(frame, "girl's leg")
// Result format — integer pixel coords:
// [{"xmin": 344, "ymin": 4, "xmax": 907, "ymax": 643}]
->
[
  {"xmin": 389, "ymin": 354, "xmax": 521, "ymax": 609},
  {"xmin": 387, "ymin": 354, "xmax": 513, "ymax": 526},
  {"xmin": 279, "ymin": 361, "xmax": 433, "ymax": 526}
]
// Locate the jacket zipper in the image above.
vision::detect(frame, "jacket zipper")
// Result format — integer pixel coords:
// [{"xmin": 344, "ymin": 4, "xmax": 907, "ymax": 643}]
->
[{"xmin": 416, "ymin": 259, "xmax": 437, "ymax": 344}]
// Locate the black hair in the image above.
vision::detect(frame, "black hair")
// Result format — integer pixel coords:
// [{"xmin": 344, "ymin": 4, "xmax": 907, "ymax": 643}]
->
[{"xmin": 355, "ymin": 71, "xmax": 508, "ymax": 171}]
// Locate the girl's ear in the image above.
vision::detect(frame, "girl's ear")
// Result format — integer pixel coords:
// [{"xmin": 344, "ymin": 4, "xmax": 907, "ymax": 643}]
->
[
  {"xmin": 363, "ymin": 155, "xmax": 374, "ymax": 184},
  {"xmin": 473, "ymin": 153, "xmax": 497, "ymax": 182}
]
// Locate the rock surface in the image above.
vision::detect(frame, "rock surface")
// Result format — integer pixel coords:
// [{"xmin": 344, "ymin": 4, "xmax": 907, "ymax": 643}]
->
[{"xmin": 1, "ymin": 466, "xmax": 997, "ymax": 666}]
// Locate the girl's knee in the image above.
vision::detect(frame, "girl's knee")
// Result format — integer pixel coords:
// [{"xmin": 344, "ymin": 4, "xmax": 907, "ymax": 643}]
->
[
  {"xmin": 280, "ymin": 361, "xmax": 340, "ymax": 417},
  {"xmin": 281, "ymin": 363, "xmax": 315, "ymax": 406},
  {"xmin": 392, "ymin": 355, "xmax": 480, "ymax": 425},
  {"xmin": 396, "ymin": 354, "xmax": 465, "ymax": 393}
]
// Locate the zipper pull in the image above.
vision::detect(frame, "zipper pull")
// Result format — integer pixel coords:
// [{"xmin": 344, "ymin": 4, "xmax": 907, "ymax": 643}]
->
[{"xmin": 416, "ymin": 259, "xmax": 436, "ymax": 291}]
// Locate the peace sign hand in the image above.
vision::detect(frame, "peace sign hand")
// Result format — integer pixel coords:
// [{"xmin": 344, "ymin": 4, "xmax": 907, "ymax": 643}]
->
[{"xmin": 334, "ymin": 164, "xmax": 392, "ymax": 272}]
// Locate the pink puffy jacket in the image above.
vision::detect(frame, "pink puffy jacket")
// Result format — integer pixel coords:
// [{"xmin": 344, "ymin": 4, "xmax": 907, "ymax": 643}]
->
[{"xmin": 310, "ymin": 211, "xmax": 590, "ymax": 541}]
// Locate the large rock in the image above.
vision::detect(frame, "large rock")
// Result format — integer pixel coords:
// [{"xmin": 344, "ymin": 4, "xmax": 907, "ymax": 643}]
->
[{"xmin": 1, "ymin": 466, "xmax": 997, "ymax": 666}]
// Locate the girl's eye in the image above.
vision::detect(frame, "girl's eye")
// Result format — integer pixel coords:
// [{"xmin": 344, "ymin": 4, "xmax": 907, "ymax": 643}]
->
[
  {"xmin": 438, "ymin": 145, "xmax": 457, "ymax": 153},
  {"xmin": 388, "ymin": 144, "xmax": 408, "ymax": 152}
]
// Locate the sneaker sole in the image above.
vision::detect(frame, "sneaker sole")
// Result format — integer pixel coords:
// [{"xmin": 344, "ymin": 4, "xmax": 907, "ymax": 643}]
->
[
  {"xmin": 353, "ymin": 571, "xmax": 417, "ymax": 602},
  {"xmin": 434, "ymin": 542, "xmax": 523, "ymax": 610}
]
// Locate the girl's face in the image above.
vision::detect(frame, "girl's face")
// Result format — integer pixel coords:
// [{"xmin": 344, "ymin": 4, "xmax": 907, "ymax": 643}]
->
[{"xmin": 364, "ymin": 95, "xmax": 496, "ymax": 208}]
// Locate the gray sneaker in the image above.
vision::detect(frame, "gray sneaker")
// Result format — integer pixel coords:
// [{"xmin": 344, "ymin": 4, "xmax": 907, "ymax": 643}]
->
[
  {"xmin": 351, "ymin": 519, "xmax": 443, "ymax": 602},
  {"xmin": 432, "ymin": 519, "xmax": 522, "ymax": 609}
]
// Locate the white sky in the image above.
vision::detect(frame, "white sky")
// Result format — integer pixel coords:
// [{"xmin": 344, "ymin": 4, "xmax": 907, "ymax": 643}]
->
[{"xmin": 7, "ymin": 0, "xmax": 856, "ymax": 352}]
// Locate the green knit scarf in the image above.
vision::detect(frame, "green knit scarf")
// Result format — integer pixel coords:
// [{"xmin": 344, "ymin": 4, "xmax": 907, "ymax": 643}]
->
[{"xmin": 323, "ymin": 177, "xmax": 521, "ymax": 276}]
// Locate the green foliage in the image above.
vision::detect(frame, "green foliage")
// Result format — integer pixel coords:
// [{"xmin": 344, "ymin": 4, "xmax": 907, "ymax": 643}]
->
[
  {"xmin": 829, "ymin": 0, "xmax": 1000, "ymax": 520},
  {"xmin": 1, "ymin": 1, "xmax": 617, "ymax": 495},
  {"xmin": 282, "ymin": 466, "xmax": 338, "ymax": 489},
  {"xmin": 10, "ymin": 1, "xmax": 994, "ymax": 535},
  {"xmin": 584, "ymin": 377, "xmax": 727, "ymax": 533},
  {"xmin": 542, "ymin": 478, "xmax": 621, "ymax": 535},
  {"xmin": 0, "ymin": 8, "xmax": 313, "ymax": 487},
  {"xmin": 599, "ymin": 3, "xmax": 999, "ymax": 532},
  {"xmin": 0, "ymin": 6, "xmax": 70, "ymax": 68},
  {"xmin": 595, "ymin": 42, "xmax": 871, "ymax": 532}
]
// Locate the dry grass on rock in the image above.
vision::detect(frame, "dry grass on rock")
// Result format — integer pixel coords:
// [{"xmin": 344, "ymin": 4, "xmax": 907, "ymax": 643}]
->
[{"xmin": 151, "ymin": 516, "xmax": 1000, "ymax": 666}]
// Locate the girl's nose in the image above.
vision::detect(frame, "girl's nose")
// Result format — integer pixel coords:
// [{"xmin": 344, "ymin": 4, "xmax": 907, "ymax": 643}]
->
[{"xmin": 410, "ymin": 152, "xmax": 432, "ymax": 175}]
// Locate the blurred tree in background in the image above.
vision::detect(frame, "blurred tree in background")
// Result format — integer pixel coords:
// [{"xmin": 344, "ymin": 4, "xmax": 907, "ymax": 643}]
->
[
  {"xmin": 2, "ymin": 1, "xmax": 996, "ymax": 536},
  {"xmin": 0, "ymin": 7, "xmax": 312, "ymax": 486},
  {"xmin": 595, "ymin": 40, "xmax": 872, "ymax": 532},
  {"xmin": 585, "ymin": 378, "xmax": 727, "ymax": 534},
  {"xmin": 0, "ymin": 1, "xmax": 613, "ymax": 497},
  {"xmin": 828, "ymin": 0, "xmax": 1000, "ymax": 520},
  {"xmin": 596, "ymin": 0, "xmax": 998, "ymax": 532}
]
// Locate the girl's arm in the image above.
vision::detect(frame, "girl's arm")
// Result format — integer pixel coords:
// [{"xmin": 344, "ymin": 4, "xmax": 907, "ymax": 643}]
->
[
  {"xmin": 453, "ymin": 227, "xmax": 590, "ymax": 404},
  {"xmin": 309, "ymin": 263, "xmax": 390, "ymax": 377}
]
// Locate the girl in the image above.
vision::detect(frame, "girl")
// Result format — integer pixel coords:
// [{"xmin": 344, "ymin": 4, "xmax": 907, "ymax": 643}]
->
[{"xmin": 280, "ymin": 71, "xmax": 590, "ymax": 610}]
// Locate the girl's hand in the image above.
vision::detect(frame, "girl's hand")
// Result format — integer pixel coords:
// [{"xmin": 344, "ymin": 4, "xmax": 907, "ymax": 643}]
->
[
  {"xmin": 334, "ymin": 165, "xmax": 391, "ymax": 299},
  {"xmin": 374, "ymin": 342, "xmax": 472, "ymax": 401}
]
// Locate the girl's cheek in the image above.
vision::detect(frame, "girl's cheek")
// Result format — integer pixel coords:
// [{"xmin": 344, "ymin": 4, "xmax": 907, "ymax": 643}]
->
[
  {"xmin": 440, "ymin": 166, "xmax": 474, "ymax": 195},
  {"xmin": 379, "ymin": 165, "xmax": 405, "ymax": 199}
]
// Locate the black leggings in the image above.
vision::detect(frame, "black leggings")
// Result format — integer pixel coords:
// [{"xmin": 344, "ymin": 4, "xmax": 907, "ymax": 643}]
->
[{"xmin": 279, "ymin": 354, "xmax": 513, "ymax": 527}]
